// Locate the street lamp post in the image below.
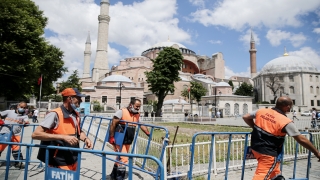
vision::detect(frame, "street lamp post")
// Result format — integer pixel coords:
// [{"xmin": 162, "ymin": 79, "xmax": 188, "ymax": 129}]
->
[{"xmin": 118, "ymin": 82, "xmax": 125, "ymax": 109}]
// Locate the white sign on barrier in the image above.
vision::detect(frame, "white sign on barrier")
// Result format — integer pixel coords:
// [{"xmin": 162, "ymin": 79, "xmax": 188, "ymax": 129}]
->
[{"xmin": 47, "ymin": 167, "xmax": 76, "ymax": 180}]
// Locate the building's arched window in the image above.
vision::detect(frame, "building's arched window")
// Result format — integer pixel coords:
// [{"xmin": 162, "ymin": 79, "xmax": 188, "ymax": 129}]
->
[
  {"xmin": 225, "ymin": 103, "xmax": 230, "ymax": 115},
  {"xmin": 234, "ymin": 103, "xmax": 239, "ymax": 115},
  {"xmin": 310, "ymin": 75, "xmax": 313, "ymax": 81},
  {"xmin": 317, "ymin": 86, "xmax": 320, "ymax": 95},
  {"xmin": 289, "ymin": 86, "xmax": 294, "ymax": 94},
  {"xmin": 138, "ymin": 78, "xmax": 140, "ymax": 81},
  {"xmin": 310, "ymin": 86, "xmax": 314, "ymax": 93},
  {"xmin": 316, "ymin": 76, "xmax": 319, "ymax": 82},
  {"xmin": 289, "ymin": 75, "xmax": 294, "ymax": 82},
  {"xmin": 243, "ymin": 103, "xmax": 248, "ymax": 115}
]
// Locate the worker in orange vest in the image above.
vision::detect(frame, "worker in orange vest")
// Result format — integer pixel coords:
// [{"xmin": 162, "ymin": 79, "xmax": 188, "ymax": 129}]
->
[
  {"xmin": 32, "ymin": 88, "xmax": 92, "ymax": 171},
  {"xmin": 243, "ymin": 96, "xmax": 320, "ymax": 180},
  {"xmin": 108, "ymin": 99, "xmax": 150, "ymax": 180}
]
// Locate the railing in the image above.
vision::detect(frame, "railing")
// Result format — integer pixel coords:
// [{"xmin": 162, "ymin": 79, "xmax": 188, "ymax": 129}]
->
[
  {"xmin": 163, "ymin": 132, "xmax": 320, "ymax": 179},
  {"xmin": 187, "ymin": 132, "xmax": 314, "ymax": 180},
  {"xmin": 0, "ymin": 142, "xmax": 165, "ymax": 180},
  {"xmin": 80, "ymin": 115, "xmax": 169, "ymax": 175}
]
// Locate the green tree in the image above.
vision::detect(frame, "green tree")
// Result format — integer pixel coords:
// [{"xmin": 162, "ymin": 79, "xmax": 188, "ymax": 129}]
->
[
  {"xmin": 181, "ymin": 88, "xmax": 190, "ymax": 101},
  {"xmin": 190, "ymin": 81, "xmax": 207, "ymax": 115},
  {"xmin": 0, "ymin": 0, "xmax": 66, "ymax": 100},
  {"xmin": 228, "ymin": 80, "xmax": 234, "ymax": 90},
  {"xmin": 234, "ymin": 82, "xmax": 253, "ymax": 96},
  {"xmin": 59, "ymin": 70, "xmax": 82, "ymax": 92},
  {"xmin": 145, "ymin": 47, "xmax": 183, "ymax": 117}
]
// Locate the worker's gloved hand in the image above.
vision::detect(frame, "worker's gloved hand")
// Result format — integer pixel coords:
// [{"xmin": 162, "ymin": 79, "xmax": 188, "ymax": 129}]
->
[{"xmin": 109, "ymin": 136, "xmax": 115, "ymax": 144}]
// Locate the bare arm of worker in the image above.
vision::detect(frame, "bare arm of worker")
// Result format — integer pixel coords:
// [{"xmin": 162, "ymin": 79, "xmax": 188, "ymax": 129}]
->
[
  {"xmin": 293, "ymin": 135, "xmax": 320, "ymax": 160},
  {"xmin": 109, "ymin": 116, "xmax": 120, "ymax": 137},
  {"xmin": 140, "ymin": 125, "xmax": 150, "ymax": 135},
  {"xmin": 79, "ymin": 130, "xmax": 92, "ymax": 149},
  {"xmin": 31, "ymin": 126, "xmax": 79, "ymax": 146},
  {"xmin": 242, "ymin": 113, "xmax": 255, "ymax": 128}
]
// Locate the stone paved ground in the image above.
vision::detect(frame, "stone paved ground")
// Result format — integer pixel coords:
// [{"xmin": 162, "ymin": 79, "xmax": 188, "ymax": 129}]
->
[{"xmin": 0, "ymin": 117, "xmax": 320, "ymax": 180}]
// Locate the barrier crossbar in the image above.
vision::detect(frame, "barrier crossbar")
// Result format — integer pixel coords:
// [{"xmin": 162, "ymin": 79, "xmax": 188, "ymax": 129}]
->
[
  {"xmin": 0, "ymin": 141, "xmax": 165, "ymax": 180},
  {"xmin": 188, "ymin": 132, "xmax": 313, "ymax": 180}
]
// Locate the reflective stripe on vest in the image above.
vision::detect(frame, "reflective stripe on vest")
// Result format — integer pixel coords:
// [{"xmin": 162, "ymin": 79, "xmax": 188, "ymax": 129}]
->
[
  {"xmin": 48, "ymin": 108, "xmax": 81, "ymax": 136},
  {"xmin": 120, "ymin": 108, "xmax": 139, "ymax": 126},
  {"xmin": 251, "ymin": 108, "xmax": 292, "ymax": 157}
]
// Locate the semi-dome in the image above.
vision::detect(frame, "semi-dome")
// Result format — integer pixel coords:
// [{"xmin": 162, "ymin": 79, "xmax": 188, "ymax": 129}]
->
[
  {"xmin": 101, "ymin": 75, "xmax": 133, "ymax": 83},
  {"xmin": 216, "ymin": 82, "xmax": 230, "ymax": 86},
  {"xmin": 152, "ymin": 41, "xmax": 186, "ymax": 48},
  {"xmin": 261, "ymin": 55, "xmax": 318, "ymax": 73}
]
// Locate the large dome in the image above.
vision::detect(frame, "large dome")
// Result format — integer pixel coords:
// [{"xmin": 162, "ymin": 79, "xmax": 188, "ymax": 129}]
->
[
  {"xmin": 152, "ymin": 41, "xmax": 186, "ymax": 48},
  {"xmin": 261, "ymin": 55, "xmax": 318, "ymax": 73}
]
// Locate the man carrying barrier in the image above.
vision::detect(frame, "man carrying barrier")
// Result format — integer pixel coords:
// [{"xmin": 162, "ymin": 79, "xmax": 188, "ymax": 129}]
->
[
  {"xmin": 242, "ymin": 96, "xmax": 320, "ymax": 180},
  {"xmin": 0, "ymin": 101, "xmax": 30, "ymax": 168},
  {"xmin": 108, "ymin": 99, "xmax": 150, "ymax": 180},
  {"xmin": 32, "ymin": 88, "xmax": 92, "ymax": 171}
]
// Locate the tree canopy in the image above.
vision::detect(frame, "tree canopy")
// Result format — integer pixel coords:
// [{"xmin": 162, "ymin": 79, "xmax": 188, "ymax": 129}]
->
[
  {"xmin": 0, "ymin": 0, "xmax": 66, "ymax": 100},
  {"xmin": 228, "ymin": 80, "xmax": 234, "ymax": 90},
  {"xmin": 234, "ymin": 82, "xmax": 253, "ymax": 96},
  {"xmin": 59, "ymin": 70, "xmax": 82, "ymax": 92},
  {"xmin": 145, "ymin": 47, "xmax": 183, "ymax": 117},
  {"xmin": 190, "ymin": 81, "xmax": 207, "ymax": 103}
]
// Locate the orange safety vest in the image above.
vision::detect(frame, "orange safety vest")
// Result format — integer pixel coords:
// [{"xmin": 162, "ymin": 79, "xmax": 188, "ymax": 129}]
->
[
  {"xmin": 37, "ymin": 107, "xmax": 81, "ymax": 166},
  {"xmin": 120, "ymin": 108, "xmax": 140, "ymax": 126},
  {"xmin": 48, "ymin": 108, "xmax": 81, "ymax": 136},
  {"xmin": 251, "ymin": 108, "xmax": 292, "ymax": 157}
]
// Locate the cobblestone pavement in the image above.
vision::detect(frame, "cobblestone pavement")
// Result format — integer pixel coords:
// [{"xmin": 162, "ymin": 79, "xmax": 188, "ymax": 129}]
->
[{"xmin": 0, "ymin": 117, "xmax": 319, "ymax": 179}]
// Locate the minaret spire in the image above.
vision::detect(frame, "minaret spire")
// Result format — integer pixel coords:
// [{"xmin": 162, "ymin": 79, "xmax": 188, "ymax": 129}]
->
[
  {"xmin": 249, "ymin": 28, "xmax": 257, "ymax": 78},
  {"xmin": 92, "ymin": 0, "xmax": 110, "ymax": 82},
  {"xmin": 283, "ymin": 46, "xmax": 289, "ymax": 56},
  {"xmin": 82, "ymin": 31, "xmax": 91, "ymax": 78},
  {"xmin": 250, "ymin": 27, "xmax": 255, "ymax": 42}
]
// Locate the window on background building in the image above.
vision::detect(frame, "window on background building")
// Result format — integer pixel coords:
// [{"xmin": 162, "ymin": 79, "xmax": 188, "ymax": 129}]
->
[
  {"xmin": 143, "ymin": 97, "xmax": 147, "ymax": 104},
  {"xmin": 130, "ymin": 97, "xmax": 135, "ymax": 103},
  {"xmin": 243, "ymin": 104, "xmax": 248, "ymax": 114},
  {"xmin": 225, "ymin": 103, "xmax": 230, "ymax": 115},
  {"xmin": 289, "ymin": 86, "xmax": 294, "ymax": 94},
  {"xmin": 234, "ymin": 103, "xmax": 239, "ymax": 115},
  {"xmin": 316, "ymin": 76, "xmax": 319, "ymax": 82},
  {"xmin": 116, "ymin": 96, "xmax": 121, "ymax": 104},
  {"xmin": 138, "ymin": 78, "xmax": 140, "ymax": 81},
  {"xmin": 182, "ymin": 64, "xmax": 186, "ymax": 68},
  {"xmin": 85, "ymin": 96, "xmax": 90, "ymax": 102},
  {"xmin": 317, "ymin": 87, "xmax": 319, "ymax": 94},
  {"xmin": 278, "ymin": 76, "xmax": 283, "ymax": 81},
  {"xmin": 311, "ymin": 100, "xmax": 314, "ymax": 106},
  {"xmin": 317, "ymin": 100, "xmax": 320, "ymax": 106},
  {"xmin": 310, "ymin": 75, "xmax": 312, "ymax": 81},
  {"xmin": 289, "ymin": 76, "xmax": 294, "ymax": 82},
  {"xmin": 310, "ymin": 86, "xmax": 314, "ymax": 93},
  {"xmin": 292, "ymin": 100, "xmax": 295, "ymax": 105},
  {"xmin": 102, "ymin": 96, "xmax": 107, "ymax": 103}
]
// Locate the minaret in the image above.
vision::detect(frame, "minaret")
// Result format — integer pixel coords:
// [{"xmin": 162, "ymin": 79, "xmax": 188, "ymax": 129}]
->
[
  {"xmin": 249, "ymin": 29, "xmax": 257, "ymax": 78},
  {"xmin": 92, "ymin": 0, "xmax": 110, "ymax": 82},
  {"xmin": 82, "ymin": 32, "xmax": 91, "ymax": 78}
]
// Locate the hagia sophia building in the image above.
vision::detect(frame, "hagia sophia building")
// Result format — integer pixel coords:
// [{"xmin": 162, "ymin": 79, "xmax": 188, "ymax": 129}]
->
[{"xmin": 80, "ymin": 0, "xmax": 320, "ymax": 116}]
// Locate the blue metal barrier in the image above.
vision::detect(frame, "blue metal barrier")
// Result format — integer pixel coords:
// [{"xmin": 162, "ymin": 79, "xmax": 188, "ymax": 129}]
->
[
  {"xmin": 81, "ymin": 115, "xmax": 169, "ymax": 176},
  {"xmin": 0, "ymin": 124, "xmax": 42, "ymax": 166},
  {"xmin": 187, "ymin": 132, "xmax": 313, "ymax": 180},
  {"xmin": 0, "ymin": 141, "xmax": 165, "ymax": 180}
]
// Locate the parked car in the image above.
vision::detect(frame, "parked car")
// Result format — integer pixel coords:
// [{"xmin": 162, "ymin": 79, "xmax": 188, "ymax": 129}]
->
[{"xmin": 301, "ymin": 111, "xmax": 312, "ymax": 116}]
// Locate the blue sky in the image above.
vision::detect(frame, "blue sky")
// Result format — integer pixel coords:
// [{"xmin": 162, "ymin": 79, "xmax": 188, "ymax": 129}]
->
[{"xmin": 32, "ymin": 0, "xmax": 320, "ymax": 80}]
